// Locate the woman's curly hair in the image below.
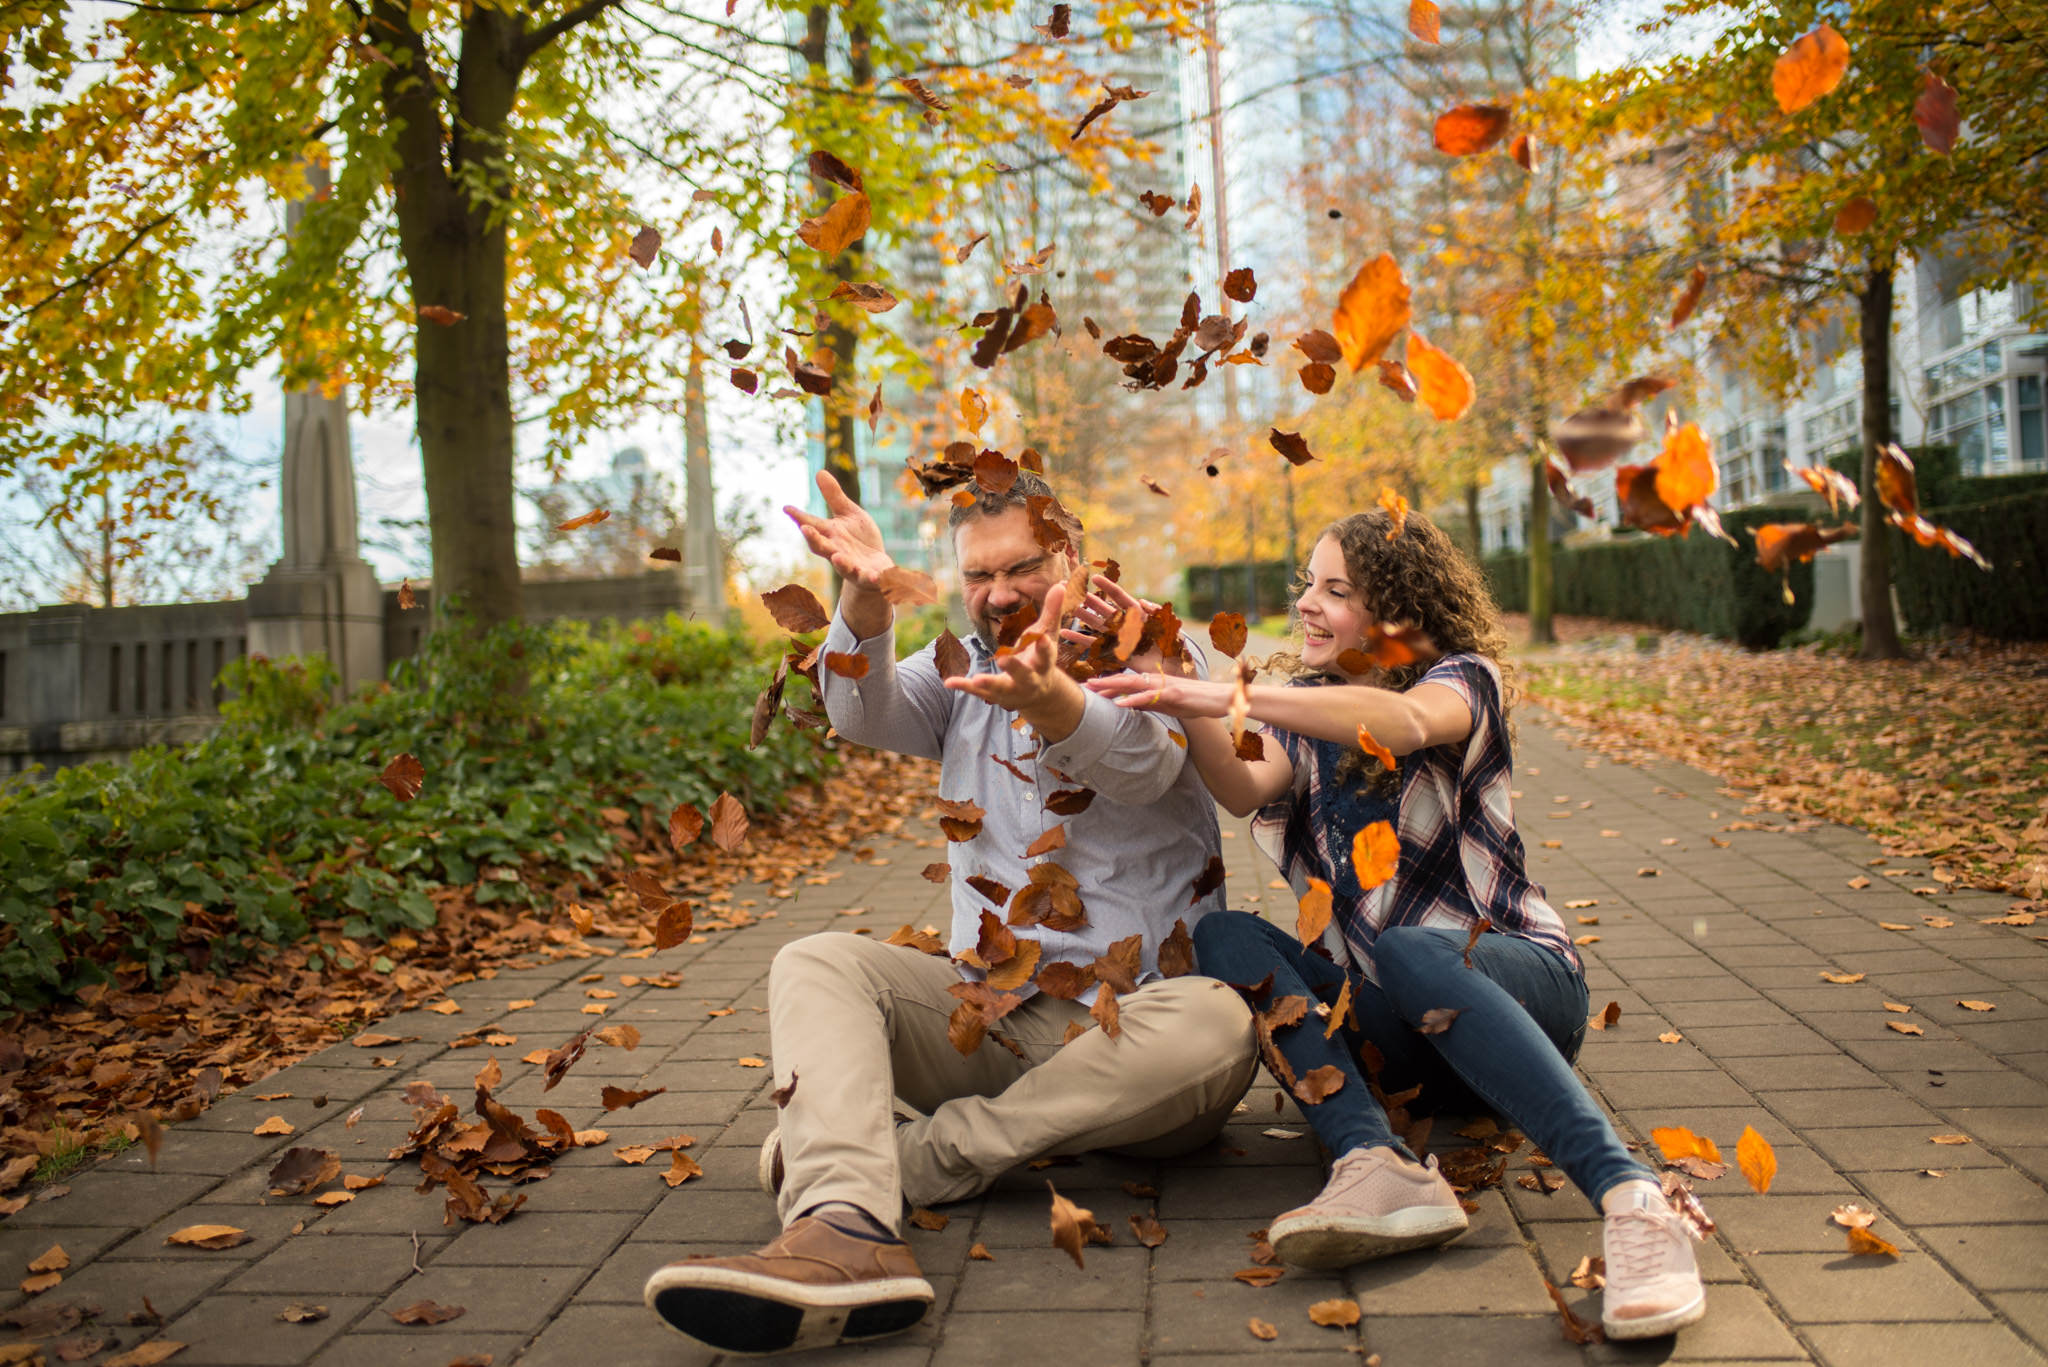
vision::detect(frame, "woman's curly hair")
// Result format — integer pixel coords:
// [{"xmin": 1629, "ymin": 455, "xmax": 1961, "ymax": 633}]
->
[{"xmin": 1266, "ymin": 505, "xmax": 1515, "ymax": 791}]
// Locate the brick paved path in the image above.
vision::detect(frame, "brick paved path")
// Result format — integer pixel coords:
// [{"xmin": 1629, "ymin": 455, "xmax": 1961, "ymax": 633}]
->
[{"xmin": 4, "ymin": 711, "xmax": 2045, "ymax": 1365}]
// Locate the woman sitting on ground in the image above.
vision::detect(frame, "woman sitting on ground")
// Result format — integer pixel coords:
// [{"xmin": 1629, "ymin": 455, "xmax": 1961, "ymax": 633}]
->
[{"xmin": 1080, "ymin": 507, "xmax": 1707, "ymax": 1342}]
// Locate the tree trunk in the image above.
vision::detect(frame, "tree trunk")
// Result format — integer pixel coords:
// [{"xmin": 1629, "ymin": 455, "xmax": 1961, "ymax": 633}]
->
[
  {"xmin": 1526, "ymin": 417, "xmax": 1555, "ymax": 645},
  {"xmin": 1857, "ymin": 261, "xmax": 1907, "ymax": 660},
  {"xmin": 682, "ymin": 343, "xmax": 724, "ymax": 621},
  {"xmin": 1462, "ymin": 479, "xmax": 1483, "ymax": 563},
  {"xmin": 805, "ymin": 8, "xmax": 867, "ymax": 511},
  {"xmin": 383, "ymin": 7, "xmax": 525, "ymax": 634}
]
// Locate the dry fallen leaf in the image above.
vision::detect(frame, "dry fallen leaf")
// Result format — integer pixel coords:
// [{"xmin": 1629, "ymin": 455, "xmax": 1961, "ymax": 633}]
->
[
  {"xmin": 1819, "ymin": 970, "xmax": 1865, "ymax": 984},
  {"xmin": 1248, "ymin": 1316, "xmax": 1279, "ymax": 1340},
  {"xmin": 390, "ymin": 1300, "xmax": 467, "ymax": 1325},
  {"xmin": 1831, "ymin": 1204, "xmax": 1878, "ymax": 1229},
  {"xmin": 1846, "ymin": 1226, "xmax": 1901, "ymax": 1258},
  {"xmin": 1234, "ymin": 1266, "xmax": 1285, "ymax": 1287},
  {"xmin": 1048, "ymin": 1182, "xmax": 1098, "ymax": 1269},
  {"xmin": 165, "ymin": 1224, "xmax": 250, "ymax": 1250},
  {"xmin": 1307, "ymin": 1298, "xmax": 1361, "ymax": 1328}
]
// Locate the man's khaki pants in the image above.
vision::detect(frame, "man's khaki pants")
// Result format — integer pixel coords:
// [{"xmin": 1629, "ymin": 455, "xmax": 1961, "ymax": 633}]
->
[{"xmin": 768, "ymin": 931, "xmax": 1259, "ymax": 1230}]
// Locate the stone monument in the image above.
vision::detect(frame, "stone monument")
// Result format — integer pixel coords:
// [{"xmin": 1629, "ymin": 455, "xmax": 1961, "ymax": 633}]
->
[{"xmin": 245, "ymin": 160, "xmax": 385, "ymax": 693}]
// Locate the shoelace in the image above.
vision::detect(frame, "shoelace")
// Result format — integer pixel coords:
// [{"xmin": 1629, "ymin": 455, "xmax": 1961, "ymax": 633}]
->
[
  {"xmin": 1324, "ymin": 1150, "xmax": 1439, "ymax": 1200},
  {"xmin": 1605, "ymin": 1208, "xmax": 1677, "ymax": 1281}
]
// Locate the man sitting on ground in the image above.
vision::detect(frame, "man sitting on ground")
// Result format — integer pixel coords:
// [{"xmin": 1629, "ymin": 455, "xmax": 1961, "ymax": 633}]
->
[{"xmin": 643, "ymin": 468, "xmax": 1257, "ymax": 1355}]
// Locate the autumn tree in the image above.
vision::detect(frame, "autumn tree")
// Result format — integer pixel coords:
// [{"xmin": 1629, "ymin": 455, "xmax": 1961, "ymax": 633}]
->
[
  {"xmin": 1579, "ymin": 0, "xmax": 2048, "ymax": 658},
  {"xmin": 0, "ymin": 0, "xmax": 1194, "ymax": 636}
]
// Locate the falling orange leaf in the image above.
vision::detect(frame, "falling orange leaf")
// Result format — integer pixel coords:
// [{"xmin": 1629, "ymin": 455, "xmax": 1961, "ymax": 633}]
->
[
  {"xmin": 1846, "ymin": 1226, "xmax": 1901, "ymax": 1258},
  {"xmin": 1834, "ymin": 196, "xmax": 1878, "ymax": 235},
  {"xmin": 1772, "ymin": 24, "xmax": 1851, "ymax": 114},
  {"xmin": 1377, "ymin": 487, "xmax": 1410, "ymax": 538},
  {"xmin": 555, "ymin": 508, "xmax": 610, "ymax": 532},
  {"xmin": 1432, "ymin": 104, "xmax": 1512, "ymax": 156},
  {"xmin": 1352, "ymin": 820, "xmax": 1399, "ymax": 891},
  {"xmin": 1736, "ymin": 1125, "xmax": 1776, "ymax": 1194},
  {"xmin": 1331, "ymin": 254, "xmax": 1411, "ymax": 371},
  {"xmin": 1404, "ymin": 332, "xmax": 1474, "ymax": 421},
  {"xmin": 1407, "ymin": 0, "xmax": 1438, "ymax": 42},
  {"xmin": 1669, "ymin": 265, "xmax": 1708, "ymax": 328},
  {"xmin": 1355, "ymin": 724, "xmax": 1396, "ymax": 771},
  {"xmin": 1297, "ymin": 878, "xmax": 1333, "ymax": 947}
]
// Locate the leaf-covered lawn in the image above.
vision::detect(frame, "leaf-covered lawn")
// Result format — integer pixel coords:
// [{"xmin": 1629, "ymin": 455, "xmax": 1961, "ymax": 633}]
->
[{"xmin": 1514, "ymin": 620, "xmax": 2048, "ymax": 902}]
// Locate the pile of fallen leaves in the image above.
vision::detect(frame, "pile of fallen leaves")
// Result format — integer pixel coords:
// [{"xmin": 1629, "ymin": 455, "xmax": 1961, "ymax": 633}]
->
[
  {"xmin": 1524, "ymin": 630, "xmax": 2048, "ymax": 901},
  {"xmin": 0, "ymin": 747, "xmax": 937, "ymax": 1174}
]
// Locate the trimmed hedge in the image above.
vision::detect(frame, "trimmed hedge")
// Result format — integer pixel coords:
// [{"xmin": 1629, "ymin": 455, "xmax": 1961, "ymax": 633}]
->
[
  {"xmin": 1183, "ymin": 560, "xmax": 1296, "ymax": 621},
  {"xmin": 1485, "ymin": 504, "xmax": 1818, "ymax": 648},
  {"xmin": 1891, "ymin": 488, "xmax": 2048, "ymax": 639}
]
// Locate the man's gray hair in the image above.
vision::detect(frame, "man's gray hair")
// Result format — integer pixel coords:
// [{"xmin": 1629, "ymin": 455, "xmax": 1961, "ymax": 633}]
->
[{"xmin": 946, "ymin": 467, "xmax": 1060, "ymax": 532}]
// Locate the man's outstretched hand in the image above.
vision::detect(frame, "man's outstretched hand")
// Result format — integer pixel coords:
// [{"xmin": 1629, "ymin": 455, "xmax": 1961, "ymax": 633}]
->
[
  {"xmin": 784, "ymin": 470, "xmax": 895, "ymax": 591},
  {"xmin": 945, "ymin": 584, "xmax": 1086, "ymax": 742}
]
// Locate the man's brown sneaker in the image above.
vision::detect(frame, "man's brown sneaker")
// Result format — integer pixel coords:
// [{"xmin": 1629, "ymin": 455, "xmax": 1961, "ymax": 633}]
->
[{"xmin": 643, "ymin": 1214, "xmax": 934, "ymax": 1355}]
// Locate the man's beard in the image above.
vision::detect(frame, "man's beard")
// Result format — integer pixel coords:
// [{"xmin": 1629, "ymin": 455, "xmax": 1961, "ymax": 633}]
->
[{"xmin": 971, "ymin": 597, "xmax": 1043, "ymax": 655}]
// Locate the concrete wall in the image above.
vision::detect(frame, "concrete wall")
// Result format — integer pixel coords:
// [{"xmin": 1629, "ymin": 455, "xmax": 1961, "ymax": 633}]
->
[{"xmin": 0, "ymin": 569, "xmax": 687, "ymax": 777}]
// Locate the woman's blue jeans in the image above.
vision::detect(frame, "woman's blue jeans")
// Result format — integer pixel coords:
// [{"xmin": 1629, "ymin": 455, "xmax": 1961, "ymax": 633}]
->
[{"xmin": 1193, "ymin": 912, "xmax": 1654, "ymax": 1204}]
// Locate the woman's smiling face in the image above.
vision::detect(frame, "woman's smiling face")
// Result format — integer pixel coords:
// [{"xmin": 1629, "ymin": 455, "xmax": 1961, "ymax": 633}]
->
[{"xmin": 1295, "ymin": 534, "xmax": 1374, "ymax": 676}]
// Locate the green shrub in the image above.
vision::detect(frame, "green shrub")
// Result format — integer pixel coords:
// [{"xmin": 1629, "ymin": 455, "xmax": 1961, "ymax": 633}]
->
[
  {"xmin": 0, "ymin": 614, "xmax": 831, "ymax": 1010},
  {"xmin": 1182, "ymin": 560, "xmax": 1295, "ymax": 621},
  {"xmin": 1891, "ymin": 488, "xmax": 2048, "ymax": 639},
  {"xmin": 1484, "ymin": 503, "xmax": 1819, "ymax": 648}
]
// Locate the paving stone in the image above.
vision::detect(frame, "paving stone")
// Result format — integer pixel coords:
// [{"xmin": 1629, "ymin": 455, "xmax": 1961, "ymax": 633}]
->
[
  {"xmin": 369, "ymin": 1260, "xmax": 582, "ymax": 1336},
  {"xmin": 1910, "ymin": 1223, "xmax": 2048, "ymax": 1290},
  {"xmin": 435, "ymin": 1209, "xmax": 639, "ymax": 1265},
  {"xmin": 0, "ymin": 1172, "xmax": 221, "ymax": 1230},
  {"xmin": 952, "ymin": 1243, "xmax": 1145, "ymax": 1312},
  {"xmin": 1851, "ymin": 1166, "xmax": 2048, "ymax": 1226},
  {"xmin": 1988, "ymin": 1291, "xmax": 2048, "ymax": 1353},
  {"xmin": 1717, "ymin": 1055, "xmax": 1887, "ymax": 1093},
  {"xmin": 1706, "ymin": 1194, "xmax": 1885, "ymax": 1254},
  {"xmin": 0, "ymin": 1255, "xmax": 230, "ymax": 1326},
  {"xmin": 1595, "ymin": 1070, "xmax": 1757, "ymax": 1111},
  {"xmin": 1147, "ymin": 1271, "xmax": 1357, "ymax": 1353},
  {"xmin": 1795, "ymin": 1127, "xmax": 2007, "ymax": 1172},
  {"xmin": 157, "ymin": 1291, "xmax": 377, "ymax": 1364},
  {"xmin": 222, "ymin": 1229, "xmax": 440, "ymax": 1295},
  {"xmin": 1350, "ymin": 1242, "xmax": 1555, "ymax": 1315},
  {"xmin": 1682, "ymin": 1023, "xmax": 1842, "ymax": 1057},
  {"xmin": 1581, "ymin": 1283, "xmax": 1808, "ymax": 1361},
  {"xmin": 929, "ymin": 1310, "xmax": 1144, "ymax": 1367},
  {"xmin": 1357, "ymin": 1312, "xmax": 1592, "ymax": 1365},
  {"xmin": 129, "ymin": 1202, "xmax": 314, "ymax": 1262},
  {"xmin": 1741, "ymin": 1247, "xmax": 1993, "ymax": 1322},
  {"xmin": 1766, "ymin": 1088, "xmax": 1949, "ymax": 1130},
  {"xmin": 308, "ymin": 1330, "xmax": 533, "ymax": 1366},
  {"xmin": 1802, "ymin": 1321, "xmax": 2044, "ymax": 1367}
]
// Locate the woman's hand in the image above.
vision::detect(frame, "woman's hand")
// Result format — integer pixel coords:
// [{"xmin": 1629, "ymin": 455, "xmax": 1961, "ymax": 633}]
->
[
  {"xmin": 1059, "ymin": 575, "xmax": 1187, "ymax": 678},
  {"xmin": 1084, "ymin": 669, "xmax": 1232, "ymax": 719}
]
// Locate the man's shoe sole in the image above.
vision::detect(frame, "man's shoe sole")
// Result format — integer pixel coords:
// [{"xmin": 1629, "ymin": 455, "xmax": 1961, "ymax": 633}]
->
[
  {"xmin": 644, "ymin": 1263, "xmax": 934, "ymax": 1355},
  {"xmin": 758, "ymin": 1128, "xmax": 783, "ymax": 1197},
  {"xmin": 1602, "ymin": 1285, "xmax": 1707, "ymax": 1340},
  {"xmin": 1269, "ymin": 1206, "xmax": 1468, "ymax": 1269}
]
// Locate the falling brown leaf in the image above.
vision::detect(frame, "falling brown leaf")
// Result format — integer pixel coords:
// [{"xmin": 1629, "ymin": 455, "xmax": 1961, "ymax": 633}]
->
[
  {"xmin": 1417, "ymin": 1007, "xmax": 1460, "ymax": 1035},
  {"xmin": 1670, "ymin": 265, "xmax": 1708, "ymax": 328},
  {"xmin": 797, "ymin": 192, "xmax": 871, "ymax": 257},
  {"xmin": 827, "ymin": 281, "xmax": 899, "ymax": 314},
  {"xmin": 1846, "ymin": 1226, "xmax": 1901, "ymax": 1258},
  {"xmin": 1834, "ymin": 196, "xmax": 1879, "ymax": 235},
  {"xmin": 628, "ymin": 225, "xmax": 661, "ymax": 267},
  {"xmin": 555, "ymin": 508, "xmax": 610, "ymax": 532},
  {"xmin": 378, "ymin": 753, "xmax": 425, "ymax": 802},
  {"xmin": 1913, "ymin": 68, "xmax": 1959, "ymax": 154},
  {"xmin": 600, "ymin": 1085, "xmax": 667, "ymax": 1112},
  {"xmin": 1048, "ymin": 1182, "xmax": 1098, "ymax": 1268},
  {"xmin": 1269, "ymin": 429, "xmax": 1316, "ymax": 466},
  {"xmin": 761, "ymin": 584, "xmax": 830, "ymax": 633},
  {"xmin": 1542, "ymin": 1279, "xmax": 1605, "ymax": 1344},
  {"xmin": 1511, "ymin": 132, "xmax": 1539, "ymax": 173},
  {"xmin": 1293, "ymin": 1065, "xmax": 1346, "ymax": 1105},
  {"xmin": 708, "ymin": 792, "xmax": 749, "ymax": 850},
  {"xmin": 417, "ymin": 304, "xmax": 466, "ymax": 327}
]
